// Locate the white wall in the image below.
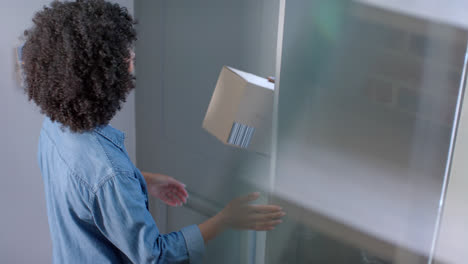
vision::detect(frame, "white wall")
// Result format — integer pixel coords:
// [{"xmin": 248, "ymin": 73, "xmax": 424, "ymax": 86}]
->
[{"xmin": 0, "ymin": 0, "xmax": 135, "ymax": 263}]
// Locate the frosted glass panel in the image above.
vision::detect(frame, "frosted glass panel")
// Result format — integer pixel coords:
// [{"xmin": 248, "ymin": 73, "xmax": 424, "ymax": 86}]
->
[{"xmin": 267, "ymin": 1, "xmax": 467, "ymax": 263}]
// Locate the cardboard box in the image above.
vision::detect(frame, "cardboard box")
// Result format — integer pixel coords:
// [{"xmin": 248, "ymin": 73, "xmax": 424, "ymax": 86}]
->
[{"xmin": 203, "ymin": 66, "xmax": 274, "ymax": 155}]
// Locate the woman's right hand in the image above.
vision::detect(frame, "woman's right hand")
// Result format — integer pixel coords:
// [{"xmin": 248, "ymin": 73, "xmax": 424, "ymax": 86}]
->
[{"xmin": 218, "ymin": 192, "xmax": 285, "ymax": 231}]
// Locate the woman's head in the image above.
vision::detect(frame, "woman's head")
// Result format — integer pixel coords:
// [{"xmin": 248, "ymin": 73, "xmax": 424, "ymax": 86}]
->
[{"xmin": 23, "ymin": 0, "xmax": 137, "ymax": 132}]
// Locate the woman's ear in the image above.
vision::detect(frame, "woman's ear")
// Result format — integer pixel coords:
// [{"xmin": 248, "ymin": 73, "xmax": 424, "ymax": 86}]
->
[{"xmin": 128, "ymin": 50, "xmax": 135, "ymax": 74}]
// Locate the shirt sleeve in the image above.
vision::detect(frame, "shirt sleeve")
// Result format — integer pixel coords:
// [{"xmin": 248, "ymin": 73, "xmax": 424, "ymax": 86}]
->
[{"xmin": 90, "ymin": 171, "xmax": 205, "ymax": 264}]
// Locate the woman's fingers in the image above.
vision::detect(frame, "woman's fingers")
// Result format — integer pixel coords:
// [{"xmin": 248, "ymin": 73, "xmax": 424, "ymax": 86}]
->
[
  {"xmin": 174, "ymin": 184, "xmax": 188, "ymax": 197},
  {"xmin": 173, "ymin": 186, "xmax": 188, "ymax": 199},
  {"xmin": 249, "ymin": 208, "xmax": 285, "ymax": 231},
  {"xmin": 248, "ymin": 204, "xmax": 283, "ymax": 213},
  {"xmin": 174, "ymin": 190, "xmax": 187, "ymax": 204},
  {"xmin": 164, "ymin": 194, "xmax": 179, "ymax": 207},
  {"xmin": 169, "ymin": 191, "xmax": 184, "ymax": 206},
  {"xmin": 222, "ymin": 193, "xmax": 285, "ymax": 231},
  {"xmin": 163, "ymin": 191, "xmax": 182, "ymax": 206},
  {"xmin": 252, "ymin": 211, "xmax": 286, "ymax": 221},
  {"xmin": 250, "ymin": 220, "xmax": 283, "ymax": 231},
  {"xmin": 236, "ymin": 192, "xmax": 260, "ymax": 203},
  {"xmin": 167, "ymin": 186, "xmax": 187, "ymax": 203},
  {"xmin": 159, "ymin": 185, "xmax": 187, "ymax": 206},
  {"xmin": 166, "ymin": 177, "xmax": 189, "ymax": 197}
]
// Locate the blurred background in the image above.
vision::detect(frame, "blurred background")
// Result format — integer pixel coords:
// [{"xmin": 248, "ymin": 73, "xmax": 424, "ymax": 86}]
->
[{"xmin": 2, "ymin": 0, "xmax": 468, "ymax": 263}]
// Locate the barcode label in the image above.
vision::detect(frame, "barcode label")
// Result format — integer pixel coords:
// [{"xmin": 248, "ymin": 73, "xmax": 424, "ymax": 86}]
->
[{"xmin": 227, "ymin": 122, "xmax": 255, "ymax": 148}]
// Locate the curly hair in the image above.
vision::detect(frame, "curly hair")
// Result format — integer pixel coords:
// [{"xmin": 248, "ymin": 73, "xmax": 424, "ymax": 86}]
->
[{"xmin": 23, "ymin": 0, "xmax": 137, "ymax": 132}]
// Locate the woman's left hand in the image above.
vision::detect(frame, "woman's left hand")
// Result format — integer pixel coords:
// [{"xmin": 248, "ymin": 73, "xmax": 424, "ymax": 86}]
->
[{"xmin": 142, "ymin": 172, "xmax": 188, "ymax": 207}]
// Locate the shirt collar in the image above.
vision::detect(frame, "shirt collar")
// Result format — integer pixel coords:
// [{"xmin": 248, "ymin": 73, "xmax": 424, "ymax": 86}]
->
[{"xmin": 94, "ymin": 124, "xmax": 125, "ymax": 150}]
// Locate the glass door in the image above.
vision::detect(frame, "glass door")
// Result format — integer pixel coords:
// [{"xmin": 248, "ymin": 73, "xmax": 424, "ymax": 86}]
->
[{"xmin": 266, "ymin": 0, "xmax": 467, "ymax": 263}]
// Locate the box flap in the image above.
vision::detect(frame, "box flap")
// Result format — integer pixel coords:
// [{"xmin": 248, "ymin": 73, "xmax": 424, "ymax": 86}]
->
[{"xmin": 227, "ymin": 66, "xmax": 274, "ymax": 90}]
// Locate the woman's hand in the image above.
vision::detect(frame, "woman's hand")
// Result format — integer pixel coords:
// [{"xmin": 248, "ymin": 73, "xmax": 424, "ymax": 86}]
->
[
  {"xmin": 219, "ymin": 192, "xmax": 285, "ymax": 231},
  {"xmin": 141, "ymin": 172, "xmax": 188, "ymax": 207},
  {"xmin": 199, "ymin": 192, "xmax": 285, "ymax": 243}
]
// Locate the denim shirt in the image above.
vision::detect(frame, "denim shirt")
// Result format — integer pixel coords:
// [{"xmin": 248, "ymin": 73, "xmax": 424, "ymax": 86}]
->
[{"xmin": 38, "ymin": 118, "xmax": 204, "ymax": 264}]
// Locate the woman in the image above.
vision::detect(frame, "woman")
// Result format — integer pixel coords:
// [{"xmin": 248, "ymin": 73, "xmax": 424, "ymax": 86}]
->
[{"xmin": 22, "ymin": 1, "xmax": 284, "ymax": 263}]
